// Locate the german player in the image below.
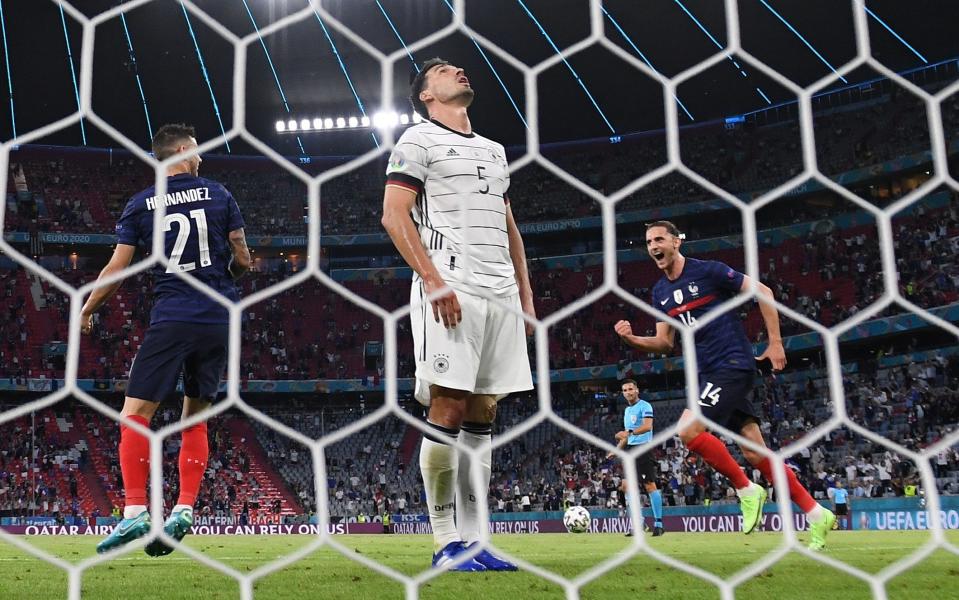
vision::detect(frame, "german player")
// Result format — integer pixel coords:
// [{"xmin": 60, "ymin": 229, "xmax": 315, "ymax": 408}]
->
[
  {"xmin": 607, "ymin": 379, "xmax": 664, "ymax": 536},
  {"xmin": 382, "ymin": 59, "xmax": 534, "ymax": 571},
  {"xmin": 614, "ymin": 221, "xmax": 834, "ymax": 550},
  {"xmin": 81, "ymin": 124, "xmax": 250, "ymax": 556}
]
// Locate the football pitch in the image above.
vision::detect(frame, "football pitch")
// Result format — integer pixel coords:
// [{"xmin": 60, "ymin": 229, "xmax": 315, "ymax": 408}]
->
[{"xmin": 1, "ymin": 531, "xmax": 957, "ymax": 599}]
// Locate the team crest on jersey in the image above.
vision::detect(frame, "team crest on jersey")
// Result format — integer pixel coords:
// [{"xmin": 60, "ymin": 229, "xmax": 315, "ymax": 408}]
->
[
  {"xmin": 630, "ymin": 414, "xmax": 638, "ymax": 425},
  {"xmin": 433, "ymin": 354, "xmax": 450, "ymax": 373},
  {"xmin": 488, "ymin": 147, "xmax": 502, "ymax": 162},
  {"xmin": 688, "ymin": 282, "xmax": 699, "ymax": 297},
  {"xmin": 673, "ymin": 289, "xmax": 684, "ymax": 304}
]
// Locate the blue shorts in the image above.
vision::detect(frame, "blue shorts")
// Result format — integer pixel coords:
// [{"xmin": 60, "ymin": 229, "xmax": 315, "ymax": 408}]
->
[
  {"xmin": 126, "ymin": 321, "xmax": 228, "ymax": 403},
  {"xmin": 697, "ymin": 369, "xmax": 760, "ymax": 433}
]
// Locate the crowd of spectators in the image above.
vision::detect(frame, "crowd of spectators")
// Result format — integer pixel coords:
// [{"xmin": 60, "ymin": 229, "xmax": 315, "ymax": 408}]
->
[
  {"xmin": 5, "ymin": 78, "xmax": 956, "ymax": 238},
  {"xmin": 1, "ymin": 187, "xmax": 956, "ymax": 382},
  {"xmin": 2, "ymin": 348, "xmax": 956, "ymax": 521}
]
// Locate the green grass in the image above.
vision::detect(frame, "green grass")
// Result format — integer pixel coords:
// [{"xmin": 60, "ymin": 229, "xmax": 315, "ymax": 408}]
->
[{"xmin": 1, "ymin": 531, "xmax": 957, "ymax": 599}]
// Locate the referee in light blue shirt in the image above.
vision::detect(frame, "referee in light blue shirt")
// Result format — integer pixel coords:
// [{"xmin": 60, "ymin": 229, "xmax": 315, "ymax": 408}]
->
[
  {"xmin": 608, "ymin": 379, "xmax": 663, "ymax": 536},
  {"xmin": 831, "ymin": 480, "xmax": 850, "ymax": 530}
]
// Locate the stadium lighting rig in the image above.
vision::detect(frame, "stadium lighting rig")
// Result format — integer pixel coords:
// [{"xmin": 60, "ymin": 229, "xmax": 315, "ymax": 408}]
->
[{"xmin": 275, "ymin": 110, "xmax": 422, "ymax": 133}]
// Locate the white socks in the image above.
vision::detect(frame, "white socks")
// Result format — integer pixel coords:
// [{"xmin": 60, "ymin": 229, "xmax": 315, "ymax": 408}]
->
[
  {"xmin": 420, "ymin": 422, "xmax": 460, "ymax": 552},
  {"xmin": 124, "ymin": 504, "xmax": 193, "ymax": 519},
  {"xmin": 736, "ymin": 481, "xmax": 763, "ymax": 498},
  {"xmin": 807, "ymin": 503, "xmax": 825, "ymax": 521},
  {"xmin": 456, "ymin": 422, "xmax": 492, "ymax": 545}
]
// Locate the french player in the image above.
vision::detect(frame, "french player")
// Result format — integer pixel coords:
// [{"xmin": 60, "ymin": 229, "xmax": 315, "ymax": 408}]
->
[
  {"xmin": 81, "ymin": 124, "xmax": 250, "ymax": 556},
  {"xmin": 614, "ymin": 221, "xmax": 834, "ymax": 550}
]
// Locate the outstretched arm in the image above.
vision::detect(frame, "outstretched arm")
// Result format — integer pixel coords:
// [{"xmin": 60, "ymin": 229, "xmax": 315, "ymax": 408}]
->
[{"xmin": 80, "ymin": 244, "xmax": 136, "ymax": 334}]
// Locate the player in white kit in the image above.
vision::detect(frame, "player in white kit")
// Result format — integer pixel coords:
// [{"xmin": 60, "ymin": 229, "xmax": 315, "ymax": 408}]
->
[{"xmin": 382, "ymin": 58, "xmax": 534, "ymax": 571}]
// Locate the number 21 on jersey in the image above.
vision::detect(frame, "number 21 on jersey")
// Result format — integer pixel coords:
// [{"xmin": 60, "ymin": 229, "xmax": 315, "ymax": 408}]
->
[{"xmin": 164, "ymin": 209, "xmax": 211, "ymax": 273}]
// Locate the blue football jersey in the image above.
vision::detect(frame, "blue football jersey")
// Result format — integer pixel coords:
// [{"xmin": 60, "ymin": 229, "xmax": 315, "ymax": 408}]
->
[
  {"xmin": 115, "ymin": 173, "xmax": 244, "ymax": 325},
  {"xmin": 833, "ymin": 488, "xmax": 849, "ymax": 504},
  {"xmin": 651, "ymin": 258, "xmax": 754, "ymax": 374},
  {"xmin": 624, "ymin": 400, "xmax": 653, "ymax": 446}
]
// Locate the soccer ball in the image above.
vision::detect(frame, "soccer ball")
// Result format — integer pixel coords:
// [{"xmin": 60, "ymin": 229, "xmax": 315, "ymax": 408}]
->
[{"xmin": 563, "ymin": 506, "xmax": 591, "ymax": 533}]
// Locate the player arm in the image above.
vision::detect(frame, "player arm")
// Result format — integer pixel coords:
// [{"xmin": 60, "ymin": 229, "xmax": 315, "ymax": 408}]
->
[
  {"xmin": 742, "ymin": 275, "xmax": 786, "ymax": 370},
  {"xmin": 228, "ymin": 227, "xmax": 252, "ymax": 279},
  {"xmin": 614, "ymin": 320, "xmax": 675, "ymax": 355},
  {"xmin": 80, "ymin": 244, "xmax": 136, "ymax": 329},
  {"xmin": 381, "ymin": 185, "xmax": 460, "ymax": 327},
  {"xmin": 506, "ymin": 203, "xmax": 535, "ymax": 334}
]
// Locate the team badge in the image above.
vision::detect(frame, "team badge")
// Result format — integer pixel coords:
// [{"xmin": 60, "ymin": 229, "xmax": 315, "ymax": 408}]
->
[
  {"xmin": 688, "ymin": 282, "xmax": 699, "ymax": 296},
  {"xmin": 630, "ymin": 414, "xmax": 638, "ymax": 424},
  {"xmin": 433, "ymin": 355, "xmax": 450, "ymax": 373},
  {"xmin": 387, "ymin": 149, "xmax": 406, "ymax": 172},
  {"xmin": 673, "ymin": 289, "xmax": 684, "ymax": 304}
]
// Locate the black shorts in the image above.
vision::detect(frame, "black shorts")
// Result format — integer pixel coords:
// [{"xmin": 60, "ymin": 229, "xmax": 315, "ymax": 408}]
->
[
  {"xmin": 834, "ymin": 503, "xmax": 848, "ymax": 516},
  {"xmin": 697, "ymin": 369, "xmax": 760, "ymax": 433},
  {"xmin": 126, "ymin": 321, "xmax": 228, "ymax": 403},
  {"xmin": 631, "ymin": 449, "xmax": 658, "ymax": 486}
]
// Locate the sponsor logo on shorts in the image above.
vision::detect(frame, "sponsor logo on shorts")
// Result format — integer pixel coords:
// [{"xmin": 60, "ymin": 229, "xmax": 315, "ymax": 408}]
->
[{"xmin": 433, "ymin": 354, "xmax": 450, "ymax": 373}]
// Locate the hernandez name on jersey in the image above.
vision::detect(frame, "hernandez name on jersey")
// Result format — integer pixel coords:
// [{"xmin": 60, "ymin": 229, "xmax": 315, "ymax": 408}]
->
[
  {"xmin": 385, "ymin": 119, "xmax": 516, "ymax": 297},
  {"xmin": 651, "ymin": 258, "xmax": 755, "ymax": 374},
  {"xmin": 116, "ymin": 173, "xmax": 244, "ymax": 325}
]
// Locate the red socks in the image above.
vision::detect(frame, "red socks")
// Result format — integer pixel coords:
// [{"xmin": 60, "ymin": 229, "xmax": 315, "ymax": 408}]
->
[
  {"xmin": 754, "ymin": 457, "xmax": 817, "ymax": 513},
  {"xmin": 119, "ymin": 415, "xmax": 151, "ymax": 506},
  {"xmin": 177, "ymin": 422, "xmax": 209, "ymax": 506},
  {"xmin": 687, "ymin": 431, "xmax": 751, "ymax": 489}
]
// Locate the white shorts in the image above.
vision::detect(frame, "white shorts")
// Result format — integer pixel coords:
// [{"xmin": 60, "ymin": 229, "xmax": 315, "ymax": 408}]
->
[{"xmin": 410, "ymin": 284, "xmax": 533, "ymax": 406}]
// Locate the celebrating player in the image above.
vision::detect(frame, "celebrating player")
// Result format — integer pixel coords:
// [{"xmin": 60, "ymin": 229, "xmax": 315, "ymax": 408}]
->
[
  {"xmin": 614, "ymin": 221, "xmax": 834, "ymax": 550},
  {"xmin": 81, "ymin": 124, "xmax": 250, "ymax": 556},
  {"xmin": 382, "ymin": 58, "xmax": 534, "ymax": 571},
  {"xmin": 607, "ymin": 379, "xmax": 664, "ymax": 536}
]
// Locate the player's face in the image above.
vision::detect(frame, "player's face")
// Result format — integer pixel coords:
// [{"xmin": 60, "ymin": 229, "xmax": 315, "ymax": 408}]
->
[
  {"xmin": 646, "ymin": 226, "xmax": 679, "ymax": 271},
  {"xmin": 183, "ymin": 137, "xmax": 202, "ymax": 176},
  {"xmin": 621, "ymin": 383, "xmax": 639, "ymax": 404},
  {"xmin": 422, "ymin": 64, "xmax": 474, "ymax": 108}
]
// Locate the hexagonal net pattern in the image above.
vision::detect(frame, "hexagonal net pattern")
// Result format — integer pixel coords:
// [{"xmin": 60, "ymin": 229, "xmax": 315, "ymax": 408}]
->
[{"xmin": 1, "ymin": 1, "xmax": 957, "ymax": 599}]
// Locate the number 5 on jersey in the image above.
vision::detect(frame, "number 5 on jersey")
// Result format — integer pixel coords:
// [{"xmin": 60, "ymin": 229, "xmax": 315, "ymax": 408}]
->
[{"xmin": 699, "ymin": 381, "xmax": 722, "ymax": 407}]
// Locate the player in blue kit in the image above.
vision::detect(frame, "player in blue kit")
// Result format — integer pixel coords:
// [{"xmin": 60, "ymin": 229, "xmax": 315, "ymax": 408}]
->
[
  {"xmin": 80, "ymin": 124, "xmax": 251, "ymax": 556},
  {"xmin": 607, "ymin": 379, "xmax": 664, "ymax": 536},
  {"xmin": 614, "ymin": 221, "xmax": 834, "ymax": 550}
]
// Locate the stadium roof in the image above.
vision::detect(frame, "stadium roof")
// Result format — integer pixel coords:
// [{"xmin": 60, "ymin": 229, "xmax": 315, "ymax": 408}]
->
[{"xmin": 1, "ymin": 0, "xmax": 957, "ymax": 156}]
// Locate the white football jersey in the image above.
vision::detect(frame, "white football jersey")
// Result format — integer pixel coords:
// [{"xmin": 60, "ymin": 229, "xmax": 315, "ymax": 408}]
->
[{"xmin": 386, "ymin": 119, "xmax": 517, "ymax": 297}]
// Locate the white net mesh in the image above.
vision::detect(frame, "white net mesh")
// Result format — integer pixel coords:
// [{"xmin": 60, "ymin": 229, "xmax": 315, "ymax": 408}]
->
[{"xmin": 0, "ymin": 0, "xmax": 957, "ymax": 598}]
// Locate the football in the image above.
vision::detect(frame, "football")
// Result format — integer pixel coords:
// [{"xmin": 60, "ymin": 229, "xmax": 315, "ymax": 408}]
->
[{"xmin": 563, "ymin": 506, "xmax": 591, "ymax": 533}]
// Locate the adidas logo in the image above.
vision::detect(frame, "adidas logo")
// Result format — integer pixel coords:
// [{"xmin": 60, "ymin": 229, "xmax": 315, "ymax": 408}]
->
[{"xmin": 446, "ymin": 148, "xmax": 459, "ymax": 156}]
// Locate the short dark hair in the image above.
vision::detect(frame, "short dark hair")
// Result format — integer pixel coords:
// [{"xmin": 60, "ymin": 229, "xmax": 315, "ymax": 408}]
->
[
  {"xmin": 645, "ymin": 220, "xmax": 685, "ymax": 239},
  {"xmin": 620, "ymin": 379, "xmax": 638, "ymax": 389},
  {"xmin": 152, "ymin": 123, "xmax": 197, "ymax": 161},
  {"xmin": 409, "ymin": 58, "xmax": 449, "ymax": 120}
]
